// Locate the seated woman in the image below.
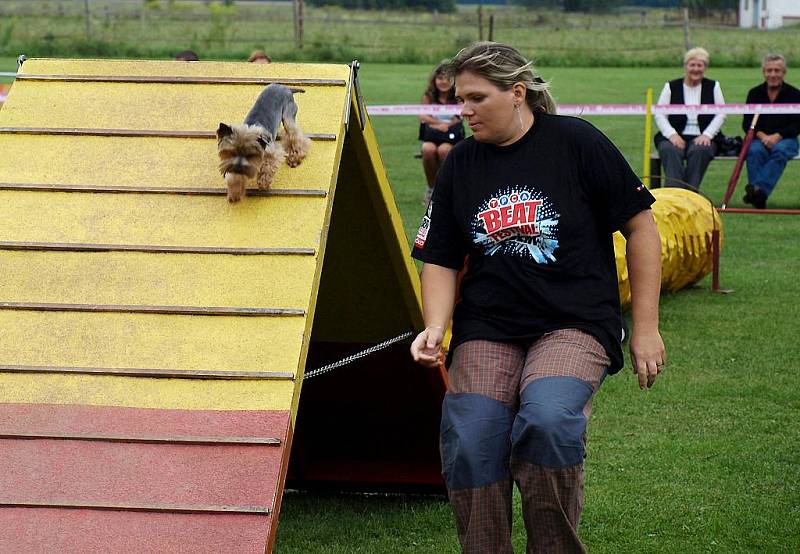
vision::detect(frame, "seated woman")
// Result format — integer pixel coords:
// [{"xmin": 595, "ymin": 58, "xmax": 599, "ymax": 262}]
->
[
  {"xmin": 419, "ymin": 60, "xmax": 464, "ymax": 205},
  {"xmin": 654, "ymin": 47, "xmax": 726, "ymax": 190}
]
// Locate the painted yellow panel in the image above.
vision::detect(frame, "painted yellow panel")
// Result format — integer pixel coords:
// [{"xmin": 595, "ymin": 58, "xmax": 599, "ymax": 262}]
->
[
  {"xmin": 1, "ymin": 82, "xmax": 343, "ymax": 135},
  {"xmin": 20, "ymin": 58, "xmax": 351, "ymax": 81},
  {"xmin": 0, "ymin": 134, "xmax": 339, "ymax": 191},
  {"xmin": 0, "ymin": 311, "xmax": 305, "ymax": 374},
  {"xmin": 0, "ymin": 191, "xmax": 327, "ymax": 249},
  {"xmin": 0, "ymin": 251, "xmax": 316, "ymax": 310},
  {"xmin": 0, "ymin": 373, "xmax": 295, "ymax": 411}
]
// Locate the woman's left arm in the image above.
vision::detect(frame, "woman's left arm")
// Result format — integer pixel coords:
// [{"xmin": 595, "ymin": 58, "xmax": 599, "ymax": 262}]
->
[{"xmin": 621, "ymin": 209, "xmax": 666, "ymax": 389}]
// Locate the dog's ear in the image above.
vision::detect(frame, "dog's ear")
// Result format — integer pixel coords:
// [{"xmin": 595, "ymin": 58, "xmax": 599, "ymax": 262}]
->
[{"xmin": 217, "ymin": 123, "xmax": 233, "ymax": 140}]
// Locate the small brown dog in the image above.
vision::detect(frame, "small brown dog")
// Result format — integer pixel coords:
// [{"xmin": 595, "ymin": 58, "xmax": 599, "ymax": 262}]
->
[{"xmin": 217, "ymin": 84, "xmax": 311, "ymax": 202}]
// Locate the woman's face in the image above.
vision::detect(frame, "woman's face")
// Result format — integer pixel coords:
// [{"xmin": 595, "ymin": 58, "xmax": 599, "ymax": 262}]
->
[
  {"xmin": 684, "ymin": 58, "xmax": 707, "ymax": 84},
  {"xmin": 434, "ymin": 73, "xmax": 452, "ymax": 93},
  {"xmin": 455, "ymin": 71, "xmax": 519, "ymax": 145}
]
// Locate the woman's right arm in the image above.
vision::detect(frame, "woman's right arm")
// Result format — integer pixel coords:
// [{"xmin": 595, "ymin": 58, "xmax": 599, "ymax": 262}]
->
[{"xmin": 410, "ymin": 263, "xmax": 458, "ymax": 368}]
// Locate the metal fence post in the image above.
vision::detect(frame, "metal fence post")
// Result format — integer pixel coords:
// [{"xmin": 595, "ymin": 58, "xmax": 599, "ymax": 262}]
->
[
  {"xmin": 84, "ymin": 0, "xmax": 92, "ymax": 42},
  {"xmin": 683, "ymin": 7, "xmax": 691, "ymax": 51}
]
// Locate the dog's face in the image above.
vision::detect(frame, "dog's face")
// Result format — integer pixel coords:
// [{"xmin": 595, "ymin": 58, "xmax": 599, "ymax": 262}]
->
[{"xmin": 216, "ymin": 123, "xmax": 268, "ymax": 179}]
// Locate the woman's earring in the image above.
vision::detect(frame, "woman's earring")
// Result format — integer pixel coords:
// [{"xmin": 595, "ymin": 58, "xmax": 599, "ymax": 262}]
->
[{"xmin": 515, "ymin": 104, "xmax": 524, "ymax": 134}]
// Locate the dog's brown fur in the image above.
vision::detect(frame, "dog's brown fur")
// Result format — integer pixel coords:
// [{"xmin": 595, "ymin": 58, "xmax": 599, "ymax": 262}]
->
[{"xmin": 216, "ymin": 85, "xmax": 311, "ymax": 203}]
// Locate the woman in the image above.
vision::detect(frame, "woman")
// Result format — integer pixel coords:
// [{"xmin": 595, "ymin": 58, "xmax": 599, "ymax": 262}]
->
[
  {"xmin": 654, "ymin": 47, "xmax": 726, "ymax": 190},
  {"xmin": 419, "ymin": 60, "xmax": 465, "ymax": 205},
  {"xmin": 410, "ymin": 42, "xmax": 665, "ymax": 553}
]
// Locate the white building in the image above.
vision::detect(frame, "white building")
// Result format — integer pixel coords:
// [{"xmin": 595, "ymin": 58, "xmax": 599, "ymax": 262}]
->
[{"xmin": 740, "ymin": 0, "xmax": 800, "ymax": 29}]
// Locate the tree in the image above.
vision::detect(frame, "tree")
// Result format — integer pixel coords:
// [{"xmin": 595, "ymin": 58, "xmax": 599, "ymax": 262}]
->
[
  {"xmin": 307, "ymin": 0, "xmax": 455, "ymax": 11},
  {"xmin": 562, "ymin": 0, "xmax": 624, "ymax": 12}
]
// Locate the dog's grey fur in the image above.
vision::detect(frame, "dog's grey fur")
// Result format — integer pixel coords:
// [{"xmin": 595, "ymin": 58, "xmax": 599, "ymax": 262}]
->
[{"xmin": 244, "ymin": 84, "xmax": 303, "ymax": 145}]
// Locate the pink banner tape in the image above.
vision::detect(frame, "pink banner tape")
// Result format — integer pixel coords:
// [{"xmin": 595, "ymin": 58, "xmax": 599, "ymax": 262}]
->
[{"xmin": 366, "ymin": 103, "xmax": 800, "ymax": 116}]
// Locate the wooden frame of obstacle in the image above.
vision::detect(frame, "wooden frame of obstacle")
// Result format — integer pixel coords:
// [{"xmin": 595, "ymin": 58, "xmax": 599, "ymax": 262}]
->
[{"xmin": 0, "ymin": 58, "xmax": 446, "ymax": 554}]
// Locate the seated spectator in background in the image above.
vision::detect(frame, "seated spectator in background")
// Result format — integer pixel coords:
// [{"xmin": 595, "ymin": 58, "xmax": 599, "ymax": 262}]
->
[
  {"xmin": 742, "ymin": 53, "xmax": 800, "ymax": 209},
  {"xmin": 419, "ymin": 60, "xmax": 464, "ymax": 206},
  {"xmin": 174, "ymin": 50, "xmax": 199, "ymax": 61},
  {"xmin": 654, "ymin": 47, "xmax": 726, "ymax": 190},
  {"xmin": 248, "ymin": 50, "xmax": 271, "ymax": 64}
]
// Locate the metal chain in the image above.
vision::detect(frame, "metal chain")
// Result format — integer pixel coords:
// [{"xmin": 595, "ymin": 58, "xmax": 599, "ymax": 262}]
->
[{"xmin": 302, "ymin": 331, "xmax": 414, "ymax": 381}]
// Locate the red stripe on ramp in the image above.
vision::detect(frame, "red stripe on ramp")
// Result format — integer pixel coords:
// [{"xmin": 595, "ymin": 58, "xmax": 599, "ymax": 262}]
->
[
  {"xmin": 0, "ymin": 508, "xmax": 272, "ymax": 554},
  {"xmin": 0, "ymin": 438, "xmax": 282, "ymax": 508},
  {"xmin": 0, "ymin": 402, "xmax": 289, "ymax": 439}
]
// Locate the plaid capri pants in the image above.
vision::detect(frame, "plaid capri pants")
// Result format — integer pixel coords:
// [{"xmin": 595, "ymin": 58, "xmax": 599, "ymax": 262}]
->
[{"xmin": 441, "ymin": 329, "xmax": 610, "ymax": 554}]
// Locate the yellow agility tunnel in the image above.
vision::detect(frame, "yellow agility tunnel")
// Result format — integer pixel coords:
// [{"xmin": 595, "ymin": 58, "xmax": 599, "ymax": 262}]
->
[{"xmin": 0, "ymin": 59, "xmax": 447, "ymax": 552}]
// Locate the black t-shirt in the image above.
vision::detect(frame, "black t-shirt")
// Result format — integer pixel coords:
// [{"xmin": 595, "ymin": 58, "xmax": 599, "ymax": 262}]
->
[{"xmin": 412, "ymin": 112, "xmax": 655, "ymax": 374}]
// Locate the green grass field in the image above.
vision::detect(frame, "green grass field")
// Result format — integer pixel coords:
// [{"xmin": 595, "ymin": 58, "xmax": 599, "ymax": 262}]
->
[{"xmin": 1, "ymin": 56, "xmax": 798, "ymax": 553}]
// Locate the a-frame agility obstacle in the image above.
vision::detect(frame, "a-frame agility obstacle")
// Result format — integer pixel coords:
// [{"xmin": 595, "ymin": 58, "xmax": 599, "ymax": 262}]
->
[{"xmin": 0, "ymin": 59, "xmax": 446, "ymax": 553}]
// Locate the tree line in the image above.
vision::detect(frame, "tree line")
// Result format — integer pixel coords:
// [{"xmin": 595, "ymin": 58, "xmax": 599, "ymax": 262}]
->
[{"xmin": 304, "ymin": 0, "xmax": 738, "ymax": 14}]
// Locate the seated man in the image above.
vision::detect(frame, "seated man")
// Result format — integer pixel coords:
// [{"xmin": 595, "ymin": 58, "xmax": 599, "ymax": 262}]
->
[{"xmin": 743, "ymin": 53, "xmax": 800, "ymax": 209}]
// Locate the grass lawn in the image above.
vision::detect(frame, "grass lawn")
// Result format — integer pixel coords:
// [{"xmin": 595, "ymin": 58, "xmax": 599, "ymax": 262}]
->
[
  {"xmin": 0, "ymin": 57, "xmax": 15, "ymax": 83},
  {"xmin": 276, "ymin": 65, "xmax": 800, "ymax": 553}
]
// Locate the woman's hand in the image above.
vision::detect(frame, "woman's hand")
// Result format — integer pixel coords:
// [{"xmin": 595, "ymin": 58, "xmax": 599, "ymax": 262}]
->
[
  {"xmin": 669, "ymin": 134, "xmax": 686, "ymax": 149},
  {"xmin": 410, "ymin": 326, "xmax": 445, "ymax": 368},
  {"xmin": 630, "ymin": 329, "xmax": 666, "ymax": 389},
  {"xmin": 693, "ymin": 135, "xmax": 712, "ymax": 147}
]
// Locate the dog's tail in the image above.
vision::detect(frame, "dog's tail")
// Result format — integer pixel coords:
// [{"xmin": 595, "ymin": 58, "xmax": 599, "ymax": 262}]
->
[{"xmin": 289, "ymin": 87, "xmax": 305, "ymax": 95}]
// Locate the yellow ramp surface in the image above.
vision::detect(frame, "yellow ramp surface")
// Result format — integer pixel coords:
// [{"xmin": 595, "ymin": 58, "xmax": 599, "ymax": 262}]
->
[{"xmin": 0, "ymin": 59, "xmax": 443, "ymax": 553}]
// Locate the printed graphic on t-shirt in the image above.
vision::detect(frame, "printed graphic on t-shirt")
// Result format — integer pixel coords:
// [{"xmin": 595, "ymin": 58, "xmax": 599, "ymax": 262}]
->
[
  {"xmin": 471, "ymin": 186, "xmax": 560, "ymax": 263},
  {"xmin": 415, "ymin": 201, "xmax": 432, "ymax": 248}
]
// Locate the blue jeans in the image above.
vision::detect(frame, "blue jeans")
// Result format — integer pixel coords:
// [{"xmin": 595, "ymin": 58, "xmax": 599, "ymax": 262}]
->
[{"xmin": 746, "ymin": 138, "xmax": 799, "ymax": 197}]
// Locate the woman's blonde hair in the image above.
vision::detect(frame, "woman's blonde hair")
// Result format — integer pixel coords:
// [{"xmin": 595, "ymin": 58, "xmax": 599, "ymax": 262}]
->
[
  {"xmin": 449, "ymin": 42, "xmax": 556, "ymax": 114},
  {"xmin": 683, "ymin": 47, "xmax": 710, "ymax": 66}
]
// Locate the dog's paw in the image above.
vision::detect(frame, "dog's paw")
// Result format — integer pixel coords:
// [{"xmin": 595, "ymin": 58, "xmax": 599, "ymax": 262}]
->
[
  {"xmin": 227, "ymin": 184, "xmax": 246, "ymax": 203},
  {"xmin": 256, "ymin": 171, "xmax": 273, "ymax": 190}
]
